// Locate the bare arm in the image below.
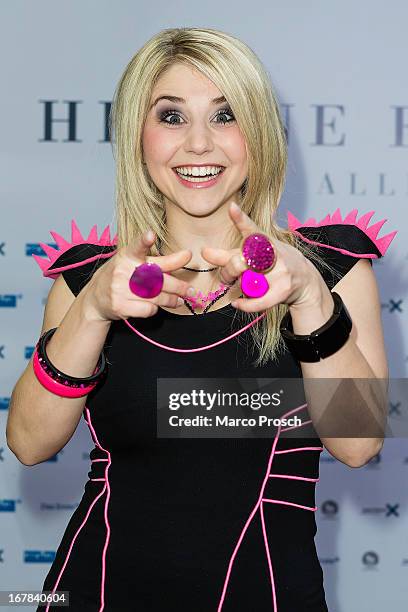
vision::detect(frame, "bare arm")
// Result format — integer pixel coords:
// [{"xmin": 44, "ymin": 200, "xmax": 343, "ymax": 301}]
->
[
  {"xmin": 6, "ymin": 274, "xmax": 111, "ymax": 466},
  {"xmin": 6, "ymin": 230, "xmax": 197, "ymax": 466}
]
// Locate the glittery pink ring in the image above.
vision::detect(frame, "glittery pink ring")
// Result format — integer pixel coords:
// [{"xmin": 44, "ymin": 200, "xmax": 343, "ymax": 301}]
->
[
  {"xmin": 240, "ymin": 233, "xmax": 276, "ymax": 298},
  {"xmin": 129, "ymin": 262, "xmax": 164, "ymax": 299}
]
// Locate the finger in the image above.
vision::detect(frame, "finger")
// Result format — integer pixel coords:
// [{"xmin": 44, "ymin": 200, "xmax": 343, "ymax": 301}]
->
[
  {"xmin": 160, "ymin": 272, "xmax": 197, "ymax": 298},
  {"xmin": 126, "ymin": 267, "xmax": 196, "ymax": 301},
  {"xmin": 231, "ymin": 294, "xmax": 275, "ymax": 312},
  {"xmin": 125, "ymin": 240, "xmax": 196, "ymax": 297},
  {"xmin": 219, "ymin": 252, "xmax": 248, "ymax": 285},
  {"xmin": 200, "ymin": 246, "xmax": 247, "ymax": 287},
  {"xmin": 127, "ymin": 291, "xmax": 184, "ymax": 309},
  {"xmin": 209, "ymin": 251, "xmax": 246, "ymax": 286},
  {"xmin": 200, "ymin": 246, "xmax": 233, "ymax": 268},
  {"xmin": 122, "ymin": 301, "xmax": 159, "ymax": 319},
  {"xmin": 229, "ymin": 202, "xmax": 259, "ymax": 239},
  {"xmin": 146, "ymin": 249, "xmax": 193, "ymax": 273},
  {"xmin": 123, "ymin": 229, "xmax": 157, "ymax": 262},
  {"xmin": 123, "ymin": 231, "xmax": 193, "ymax": 272}
]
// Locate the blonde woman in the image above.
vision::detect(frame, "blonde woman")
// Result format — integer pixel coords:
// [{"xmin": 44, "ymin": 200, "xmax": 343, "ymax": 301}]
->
[{"xmin": 8, "ymin": 27, "xmax": 396, "ymax": 611}]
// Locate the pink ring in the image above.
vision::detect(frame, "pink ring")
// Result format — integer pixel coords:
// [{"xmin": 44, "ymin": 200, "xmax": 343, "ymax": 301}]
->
[
  {"xmin": 129, "ymin": 262, "xmax": 164, "ymax": 299},
  {"xmin": 240, "ymin": 269, "xmax": 270, "ymax": 298},
  {"xmin": 240, "ymin": 232, "xmax": 275, "ymax": 298},
  {"xmin": 241, "ymin": 232, "xmax": 276, "ymax": 273}
]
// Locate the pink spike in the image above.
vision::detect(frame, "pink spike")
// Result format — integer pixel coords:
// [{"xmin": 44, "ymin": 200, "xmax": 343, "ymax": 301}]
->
[
  {"xmin": 287, "ymin": 211, "xmax": 302, "ymax": 231},
  {"xmin": 32, "ymin": 253, "xmax": 50, "ymax": 272},
  {"xmin": 39, "ymin": 242, "xmax": 60, "ymax": 260},
  {"xmin": 316, "ymin": 214, "xmax": 331, "ymax": 227},
  {"xmin": 375, "ymin": 230, "xmax": 398, "ymax": 256},
  {"xmin": 342, "ymin": 209, "xmax": 359, "ymax": 225},
  {"xmin": 87, "ymin": 224, "xmax": 99, "ymax": 243},
  {"xmin": 331, "ymin": 208, "xmax": 343, "ymax": 224},
  {"xmin": 71, "ymin": 219, "xmax": 85, "ymax": 244},
  {"xmin": 356, "ymin": 211, "xmax": 375, "ymax": 230},
  {"xmin": 365, "ymin": 218, "xmax": 387, "ymax": 241},
  {"xmin": 112, "ymin": 233, "xmax": 118, "ymax": 244},
  {"xmin": 303, "ymin": 217, "xmax": 317, "ymax": 227},
  {"xmin": 99, "ymin": 225, "xmax": 112, "ymax": 246},
  {"xmin": 49, "ymin": 231, "xmax": 71, "ymax": 250}
]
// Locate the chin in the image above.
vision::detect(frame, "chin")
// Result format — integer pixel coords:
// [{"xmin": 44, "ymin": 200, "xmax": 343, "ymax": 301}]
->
[{"xmin": 183, "ymin": 201, "xmax": 227, "ymax": 218}]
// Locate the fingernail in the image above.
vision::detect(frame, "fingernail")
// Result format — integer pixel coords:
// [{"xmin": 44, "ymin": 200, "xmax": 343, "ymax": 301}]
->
[
  {"xmin": 231, "ymin": 202, "xmax": 240, "ymax": 211},
  {"xmin": 187, "ymin": 287, "xmax": 196, "ymax": 296},
  {"xmin": 177, "ymin": 297, "xmax": 184, "ymax": 306},
  {"xmin": 146, "ymin": 230, "xmax": 154, "ymax": 241}
]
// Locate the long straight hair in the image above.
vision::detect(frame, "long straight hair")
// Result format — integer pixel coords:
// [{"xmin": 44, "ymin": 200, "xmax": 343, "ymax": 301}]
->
[{"xmin": 109, "ymin": 27, "xmax": 338, "ymax": 366}]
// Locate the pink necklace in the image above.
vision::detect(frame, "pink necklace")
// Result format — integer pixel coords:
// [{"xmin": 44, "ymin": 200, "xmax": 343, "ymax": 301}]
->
[{"xmin": 183, "ymin": 280, "xmax": 238, "ymax": 314}]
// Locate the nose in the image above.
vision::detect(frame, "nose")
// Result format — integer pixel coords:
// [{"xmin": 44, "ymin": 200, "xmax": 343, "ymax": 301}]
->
[{"xmin": 183, "ymin": 121, "xmax": 215, "ymax": 156}]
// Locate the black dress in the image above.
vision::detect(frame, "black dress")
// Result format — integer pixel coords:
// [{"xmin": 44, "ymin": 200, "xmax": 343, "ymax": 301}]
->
[{"xmin": 33, "ymin": 208, "xmax": 395, "ymax": 611}]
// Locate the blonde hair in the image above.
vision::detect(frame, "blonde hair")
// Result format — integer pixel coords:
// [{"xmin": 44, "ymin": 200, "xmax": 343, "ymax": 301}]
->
[{"xmin": 109, "ymin": 27, "xmax": 339, "ymax": 367}]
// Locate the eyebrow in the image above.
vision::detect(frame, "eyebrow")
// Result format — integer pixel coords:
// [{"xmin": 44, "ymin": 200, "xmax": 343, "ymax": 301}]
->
[{"xmin": 149, "ymin": 94, "xmax": 227, "ymax": 110}]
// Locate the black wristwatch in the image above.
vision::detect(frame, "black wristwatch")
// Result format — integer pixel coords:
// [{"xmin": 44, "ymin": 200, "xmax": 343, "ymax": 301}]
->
[{"xmin": 279, "ymin": 291, "xmax": 352, "ymax": 362}]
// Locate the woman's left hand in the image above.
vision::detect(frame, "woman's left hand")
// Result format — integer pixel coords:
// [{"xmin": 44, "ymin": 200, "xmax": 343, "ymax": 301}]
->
[{"xmin": 200, "ymin": 201, "xmax": 329, "ymax": 314}]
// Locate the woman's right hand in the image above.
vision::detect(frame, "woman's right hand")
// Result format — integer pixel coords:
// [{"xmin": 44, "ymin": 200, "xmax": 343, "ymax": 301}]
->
[{"xmin": 82, "ymin": 230, "xmax": 196, "ymax": 322}]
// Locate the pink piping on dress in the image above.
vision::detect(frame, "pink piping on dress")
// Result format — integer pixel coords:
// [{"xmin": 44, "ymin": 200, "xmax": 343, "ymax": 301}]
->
[
  {"xmin": 83, "ymin": 409, "xmax": 112, "ymax": 612},
  {"xmin": 45, "ymin": 408, "xmax": 112, "ymax": 612},
  {"xmin": 215, "ymin": 401, "xmax": 319, "ymax": 611},
  {"xmin": 44, "ymin": 484, "xmax": 107, "ymax": 612},
  {"xmin": 123, "ymin": 311, "xmax": 267, "ymax": 352},
  {"xmin": 268, "ymin": 474, "xmax": 319, "ymax": 483}
]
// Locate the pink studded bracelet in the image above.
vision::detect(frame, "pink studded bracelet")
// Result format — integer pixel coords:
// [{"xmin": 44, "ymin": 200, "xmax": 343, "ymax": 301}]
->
[{"xmin": 33, "ymin": 327, "xmax": 107, "ymax": 398}]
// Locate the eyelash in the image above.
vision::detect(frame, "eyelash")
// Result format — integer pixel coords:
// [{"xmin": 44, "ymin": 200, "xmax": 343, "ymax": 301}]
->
[{"xmin": 158, "ymin": 107, "xmax": 235, "ymax": 127}]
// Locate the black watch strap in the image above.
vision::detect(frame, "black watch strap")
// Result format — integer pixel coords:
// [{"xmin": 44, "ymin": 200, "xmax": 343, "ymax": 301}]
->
[{"xmin": 280, "ymin": 291, "xmax": 352, "ymax": 362}]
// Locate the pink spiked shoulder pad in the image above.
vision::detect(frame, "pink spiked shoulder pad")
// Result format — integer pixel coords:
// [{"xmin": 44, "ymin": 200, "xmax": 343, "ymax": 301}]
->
[
  {"xmin": 32, "ymin": 219, "xmax": 118, "ymax": 279},
  {"xmin": 287, "ymin": 207, "xmax": 397, "ymax": 259}
]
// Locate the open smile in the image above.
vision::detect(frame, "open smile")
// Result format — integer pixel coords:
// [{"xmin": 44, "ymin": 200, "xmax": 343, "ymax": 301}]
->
[{"xmin": 172, "ymin": 167, "xmax": 226, "ymax": 189}]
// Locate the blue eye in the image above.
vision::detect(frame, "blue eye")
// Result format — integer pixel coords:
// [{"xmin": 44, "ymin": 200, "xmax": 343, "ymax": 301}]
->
[
  {"xmin": 159, "ymin": 107, "xmax": 235, "ymax": 127},
  {"xmin": 214, "ymin": 108, "xmax": 235, "ymax": 125}
]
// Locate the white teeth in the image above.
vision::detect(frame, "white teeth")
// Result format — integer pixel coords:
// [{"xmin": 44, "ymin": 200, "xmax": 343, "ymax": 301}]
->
[{"xmin": 175, "ymin": 166, "xmax": 224, "ymax": 177}]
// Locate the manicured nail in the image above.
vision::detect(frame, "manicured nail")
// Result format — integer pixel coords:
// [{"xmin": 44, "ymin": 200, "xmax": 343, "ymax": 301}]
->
[
  {"xmin": 177, "ymin": 297, "xmax": 184, "ymax": 306},
  {"xmin": 187, "ymin": 287, "xmax": 196, "ymax": 296},
  {"xmin": 146, "ymin": 230, "xmax": 154, "ymax": 241},
  {"xmin": 231, "ymin": 202, "xmax": 240, "ymax": 212}
]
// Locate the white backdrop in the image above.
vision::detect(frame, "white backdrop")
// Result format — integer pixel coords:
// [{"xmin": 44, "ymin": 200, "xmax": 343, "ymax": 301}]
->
[{"xmin": 1, "ymin": 2, "xmax": 407, "ymax": 611}]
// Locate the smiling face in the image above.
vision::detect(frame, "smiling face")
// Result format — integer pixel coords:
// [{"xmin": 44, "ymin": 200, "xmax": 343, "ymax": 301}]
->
[{"xmin": 142, "ymin": 63, "xmax": 248, "ymax": 217}]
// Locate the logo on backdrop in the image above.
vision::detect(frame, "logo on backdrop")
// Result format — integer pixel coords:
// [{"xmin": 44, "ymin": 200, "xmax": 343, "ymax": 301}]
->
[
  {"xmin": 362, "ymin": 503, "xmax": 400, "ymax": 517},
  {"xmin": 320, "ymin": 499, "xmax": 339, "ymax": 519},
  {"xmin": 0, "ymin": 499, "xmax": 21, "ymax": 512},
  {"xmin": 362, "ymin": 551, "xmax": 380, "ymax": 569},
  {"xmin": 24, "ymin": 550, "xmax": 56, "ymax": 563},
  {"xmin": 39, "ymin": 100, "xmax": 408, "ymax": 148}
]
